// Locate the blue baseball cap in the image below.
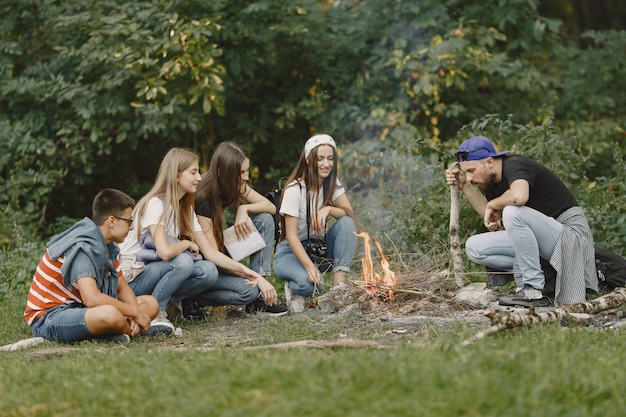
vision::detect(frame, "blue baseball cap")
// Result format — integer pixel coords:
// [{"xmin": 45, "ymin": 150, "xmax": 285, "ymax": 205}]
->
[{"xmin": 455, "ymin": 136, "xmax": 509, "ymax": 162}]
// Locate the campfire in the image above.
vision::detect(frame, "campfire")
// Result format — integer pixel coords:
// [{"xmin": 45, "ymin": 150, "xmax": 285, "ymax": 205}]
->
[{"xmin": 356, "ymin": 232, "xmax": 397, "ymax": 300}]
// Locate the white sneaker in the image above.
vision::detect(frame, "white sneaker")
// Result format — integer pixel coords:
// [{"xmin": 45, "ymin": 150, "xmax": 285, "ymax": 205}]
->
[
  {"xmin": 142, "ymin": 309, "xmax": 175, "ymax": 336},
  {"xmin": 285, "ymin": 282, "xmax": 305, "ymax": 313}
]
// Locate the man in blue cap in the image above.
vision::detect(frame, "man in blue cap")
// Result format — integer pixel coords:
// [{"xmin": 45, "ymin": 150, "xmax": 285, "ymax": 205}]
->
[{"xmin": 446, "ymin": 136, "xmax": 598, "ymax": 307}]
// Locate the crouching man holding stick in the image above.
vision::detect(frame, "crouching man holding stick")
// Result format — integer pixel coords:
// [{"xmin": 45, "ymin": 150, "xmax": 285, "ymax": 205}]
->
[{"xmin": 445, "ymin": 136, "xmax": 597, "ymax": 307}]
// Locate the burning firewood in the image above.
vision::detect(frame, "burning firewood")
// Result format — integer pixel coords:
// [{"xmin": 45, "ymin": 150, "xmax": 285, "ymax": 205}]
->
[
  {"xmin": 356, "ymin": 232, "xmax": 397, "ymax": 300},
  {"xmin": 449, "ymin": 162, "xmax": 467, "ymax": 288},
  {"xmin": 461, "ymin": 287, "xmax": 626, "ymax": 346}
]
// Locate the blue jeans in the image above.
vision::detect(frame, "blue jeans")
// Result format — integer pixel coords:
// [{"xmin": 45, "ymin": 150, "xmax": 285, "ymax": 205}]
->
[
  {"xmin": 465, "ymin": 205, "xmax": 563, "ymax": 290},
  {"xmin": 194, "ymin": 273, "xmax": 260, "ymax": 306},
  {"xmin": 249, "ymin": 212, "xmax": 275, "ymax": 277},
  {"xmin": 129, "ymin": 253, "xmax": 218, "ymax": 309},
  {"xmin": 31, "ymin": 303, "xmax": 93, "ymax": 343},
  {"xmin": 179, "ymin": 213, "xmax": 272, "ymax": 309},
  {"xmin": 273, "ymin": 216, "xmax": 357, "ymax": 296}
]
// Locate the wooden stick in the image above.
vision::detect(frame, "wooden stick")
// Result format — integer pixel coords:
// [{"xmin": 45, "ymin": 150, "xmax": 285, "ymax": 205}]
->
[
  {"xmin": 461, "ymin": 287, "xmax": 626, "ymax": 346},
  {"xmin": 449, "ymin": 162, "xmax": 467, "ymax": 288}
]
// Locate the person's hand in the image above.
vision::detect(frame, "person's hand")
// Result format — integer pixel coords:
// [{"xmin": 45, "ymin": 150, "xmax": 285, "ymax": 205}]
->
[
  {"xmin": 257, "ymin": 277, "xmax": 278, "ymax": 305},
  {"xmin": 306, "ymin": 266, "xmax": 322, "ymax": 286},
  {"xmin": 126, "ymin": 317, "xmax": 140, "ymax": 337},
  {"xmin": 238, "ymin": 264, "xmax": 260, "ymax": 286},
  {"xmin": 233, "ymin": 212, "xmax": 253, "ymax": 240},
  {"xmin": 483, "ymin": 205, "xmax": 503, "ymax": 232},
  {"xmin": 446, "ymin": 166, "xmax": 466, "ymax": 190},
  {"xmin": 134, "ymin": 313, "xmax": 152, "ymax": 333},
  {"xmin": 186, "ymin": 241, "xmax": 200, "ymax": 257},
  {"xmin": 313, "ymin": 206, "xmax": 331, "ymax": 232}
]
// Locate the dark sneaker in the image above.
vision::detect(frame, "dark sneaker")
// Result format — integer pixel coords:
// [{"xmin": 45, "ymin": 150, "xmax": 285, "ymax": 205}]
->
[
  {"xmin": 97, "ymin": 334, "xmax": 130, "ymax": 344},
  {"xmin": 499, "ymin": 285, "xmax": 553, "ymax": 308},
  {"xmin": 182, "ymin": 298, "xmax": 205, "ymax": 321},
  {"xmin": 246, "ymin": 298, "xmax": 288, "ymax": 317}
]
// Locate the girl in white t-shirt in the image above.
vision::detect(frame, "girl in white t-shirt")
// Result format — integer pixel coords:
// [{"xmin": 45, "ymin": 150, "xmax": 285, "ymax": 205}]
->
[
  {"xmin": 119, "ymin": 148, "xmax": 265, "ymax": 334},
  {"xmin": 272, "ymin": 134, "xmax": 358, "ymax": 313}
]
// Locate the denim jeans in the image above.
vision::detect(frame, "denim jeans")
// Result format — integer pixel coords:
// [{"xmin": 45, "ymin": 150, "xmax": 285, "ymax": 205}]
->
[
  {"xmin": 273, "ymin": 216, "xmax": 357, "ymax": 296},
  {"xmin": 177, "ymin": 213, "xmax": 272, "ymax": 309},
  {"xmin": 465, "ymin": 205, "xmax": 563, "ymax": 290},
  {"xmin": 31, "ymin": 303, "xmax": 93, "ymax": 343},
  {"xmin": 129, "ymin": 253, "xmax": 218, "ymax": 309},
  {"xmin": 194, "ymin": 273, "xmax": 260, "ymax": 306},
  {"xmin": 249, "ymin": 212, "xmax": 275, "ymax": 276}
]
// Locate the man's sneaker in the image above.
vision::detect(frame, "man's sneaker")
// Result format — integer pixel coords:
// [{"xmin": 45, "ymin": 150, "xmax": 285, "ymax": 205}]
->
[
  {"xmin": 97, "ymin": 333, "xmax": 131, "ymax": 344},
  {"xmin": 245, "ymin": 298, "xmax": 288, "ymax": 317},
  {"xmin": 499, "ymin": 285, "xmax": 553, "ymax": 308},
  {"xmin": 141, "ymin": 309, "xmax": 175, "ymax": 336},
  {"xmin": 285, "ymin": 282, "xmax": 305, "ymax": 313}
]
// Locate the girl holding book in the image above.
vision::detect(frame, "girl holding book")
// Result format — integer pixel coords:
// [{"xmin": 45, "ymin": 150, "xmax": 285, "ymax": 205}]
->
[{"xmin": 194, "ymin": 142, "xmax": 286, "ymax": 316}]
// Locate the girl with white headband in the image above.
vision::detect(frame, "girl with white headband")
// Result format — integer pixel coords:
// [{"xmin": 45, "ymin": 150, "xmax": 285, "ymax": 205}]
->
[{"xmin": 273, "ymin": 134, "xmax": 358, "ymax": 313}]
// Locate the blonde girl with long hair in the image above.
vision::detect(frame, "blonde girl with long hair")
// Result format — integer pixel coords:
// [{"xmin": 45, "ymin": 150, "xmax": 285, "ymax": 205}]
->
[{"xmin": 119, "ymin": 148, "xmax": 267, "ymax": 334}]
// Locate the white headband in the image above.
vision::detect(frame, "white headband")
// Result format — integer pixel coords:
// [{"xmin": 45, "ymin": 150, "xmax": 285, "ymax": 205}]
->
[{"xmin": 304, "ymin": 134, "xmax": 337, "ymax": 158}]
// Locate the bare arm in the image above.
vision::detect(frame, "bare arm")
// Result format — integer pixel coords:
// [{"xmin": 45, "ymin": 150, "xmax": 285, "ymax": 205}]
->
[
  {"xmin": 194, "ymin": 226, "xmax": 259, "ymax": 281},
  {"xmin": 150, "ymin": 224, "xmax": 198, "ymax": 261},
  {"xmin": 233, "ymin": 185, "xmax": 276, "ymax": 239},
  {"xmin": 483, "ymin": 179, "xmax": 529, "ymax": 230},
  {"xmin": 284, "ymin": 214, "xmax": 322, "ymax": 286},
  {"xmin": 78, "ymin": 277, "xmax": 140, "ymax": 319},
  {"xmin": 310, "ymin": 193, "xmax": 353, "ymax": 233},
  {"xmin": 116, "ymin": 276, "xmax": 152, "ymax": 332},
  {"xmin": 446, "ymin": 166, "xmax": 488, "ymax": 216},
  {"xmin": 198, "ymin": 213, "xmax": 278, "ymax": 304},
  {"xmin": 238, "ymin": 184, "xmax": 276, "ymax": 216}
]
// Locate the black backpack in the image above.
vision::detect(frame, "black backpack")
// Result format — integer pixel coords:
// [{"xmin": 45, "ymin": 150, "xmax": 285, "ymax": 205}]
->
[
  {"xmin": 595, "ymin": 247, "xmax": 626, "ymax": 291},
  {"xmin": 265, "ymin": 177, "xmax": 287, "ymax": 245}
]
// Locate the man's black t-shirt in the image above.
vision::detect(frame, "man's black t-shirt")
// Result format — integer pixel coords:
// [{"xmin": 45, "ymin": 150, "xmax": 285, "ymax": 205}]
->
[{"xmin": 485, "ymin": 155, "xmax": 578, "ymax": 219}]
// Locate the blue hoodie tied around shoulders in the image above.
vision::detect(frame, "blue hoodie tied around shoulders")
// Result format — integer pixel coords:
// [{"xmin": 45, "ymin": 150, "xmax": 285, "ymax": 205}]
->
[{"xmin": 46, "ymin": 217, "xmax": 119, "ymax": 298}]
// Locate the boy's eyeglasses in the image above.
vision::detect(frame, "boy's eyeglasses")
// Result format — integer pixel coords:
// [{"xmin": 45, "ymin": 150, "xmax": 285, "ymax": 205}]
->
[
  {"xmin": 454, "ymin": 148, "xmax": 491, "ymax": 162},
  {"xmin": 114, "ymin": 216, "xmax": 134, "ymax": 227}
]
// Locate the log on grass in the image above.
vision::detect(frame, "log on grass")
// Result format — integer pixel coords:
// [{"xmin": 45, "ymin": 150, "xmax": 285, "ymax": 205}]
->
[
  {"xmin": 449, "ymin": 162, "xmax": 467, "ymax": 288},
  {"xmin": 461, "ymin": 287, "xmax": 626, "ymax": 346}
]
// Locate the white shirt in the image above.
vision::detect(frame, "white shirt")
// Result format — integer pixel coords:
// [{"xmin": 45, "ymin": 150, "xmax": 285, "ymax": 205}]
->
[
  {"xmin": 279, "ymin": 179, "xmax": 345, "ymax": 241},
  {"xmin": 119, "ymin": 196, "xmax": 202, "ymax": 256}
]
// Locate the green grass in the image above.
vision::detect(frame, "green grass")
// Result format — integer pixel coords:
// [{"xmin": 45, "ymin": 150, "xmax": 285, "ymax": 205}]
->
[{"xmin": 2, "ymin": 293, "xmax": 626, "ymax": 416}]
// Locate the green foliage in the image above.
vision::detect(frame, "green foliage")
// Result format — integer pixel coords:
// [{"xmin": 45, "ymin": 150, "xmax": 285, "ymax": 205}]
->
[
  {"xmin": 0, "ymin": 241, "xmax": 43, "ymax": 299},
  {"xmin": 342, "ymin": 114, "xmax": 626, "ymax": 266},
  {"xmin": 0, "ymin": 0, "xmax": 625, "ymax": 256},
  {"xmin": 0, "ymin": 0, "xmax": 226, "ymax": 230}
]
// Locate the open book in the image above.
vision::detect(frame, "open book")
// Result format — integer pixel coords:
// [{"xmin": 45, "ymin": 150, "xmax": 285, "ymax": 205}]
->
[{"xmin": 223, "ymin": 217, "xmax": 267, "ymax": 261}]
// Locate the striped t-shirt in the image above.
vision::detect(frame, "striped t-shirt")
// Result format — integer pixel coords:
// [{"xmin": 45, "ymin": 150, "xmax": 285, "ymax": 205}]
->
[{"xmin": 24, "ymin": 249, "xmax": 122, "ymax": 325}]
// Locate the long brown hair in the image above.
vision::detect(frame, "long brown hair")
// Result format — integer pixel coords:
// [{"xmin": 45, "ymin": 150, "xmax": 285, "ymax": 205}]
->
[
  {"xmin": 195, "ymin": 141, "xmax": 249, "ymax": 251},
  {"xmin": 133, "ymin": 148, "xmax": 199, "ymax": 242},
  {"xmin": 278, "ymin": 144, "xmax": 342, "ymax": 242}
]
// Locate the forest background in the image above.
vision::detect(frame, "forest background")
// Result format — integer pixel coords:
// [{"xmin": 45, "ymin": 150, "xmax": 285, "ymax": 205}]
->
[{"xmin": 1, "ymin": 0, "xmax": 625, "ymax": 296}]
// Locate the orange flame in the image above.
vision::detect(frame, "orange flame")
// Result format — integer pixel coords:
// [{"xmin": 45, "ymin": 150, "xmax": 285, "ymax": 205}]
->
[{"xmin": 356, "ymin": 232, "xmax": 396, "ymax": 299}]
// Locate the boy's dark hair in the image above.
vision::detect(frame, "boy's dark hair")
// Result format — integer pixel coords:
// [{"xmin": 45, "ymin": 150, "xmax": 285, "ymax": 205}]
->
[{"xmin": 92, "ymin": 188, "xmax": 135, "ymax": 225}]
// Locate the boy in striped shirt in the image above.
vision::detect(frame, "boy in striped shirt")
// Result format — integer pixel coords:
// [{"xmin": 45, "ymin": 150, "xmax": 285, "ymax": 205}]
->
[{"xmin": 24, "ymin": 188, "xmax": 158, "ymax": 343}]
